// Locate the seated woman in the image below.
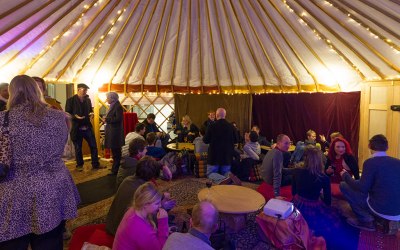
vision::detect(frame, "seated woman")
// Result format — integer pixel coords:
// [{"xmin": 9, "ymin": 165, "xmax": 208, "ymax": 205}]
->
[
  {"xmin": 174, "ymin": 115, "xmax": 199, "ymax": 143},
  {"xmin": 106, "ymin": 156, "xmax": 176, "ymax": 236},
  {"xmin": 325, "ymin": 137, "xmax": 359, "ymax": 183},
  {"xmin": 113, "ymin": 182, "xmax": 169, "ymax": 250},
  {"xmin": 292, "ymin": 146, "xmax": 355, "ymax": 249}
]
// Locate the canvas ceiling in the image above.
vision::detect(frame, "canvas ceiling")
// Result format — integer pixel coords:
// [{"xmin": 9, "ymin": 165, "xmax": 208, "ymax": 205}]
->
[{"xmin": 1, "ymin": 0, "xmax": 400, "ymax": 93}]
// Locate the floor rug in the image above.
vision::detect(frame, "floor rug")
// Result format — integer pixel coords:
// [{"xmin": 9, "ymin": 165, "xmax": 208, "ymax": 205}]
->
[{"xmin": 76, "ymin": 175, "xmax": 116, "ymax": 208}]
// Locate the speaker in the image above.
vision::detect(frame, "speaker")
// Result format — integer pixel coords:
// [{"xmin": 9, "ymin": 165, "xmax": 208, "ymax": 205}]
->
[{"xmin": 391, "ymin": 105, "xmax": 400, "ymax": 112}]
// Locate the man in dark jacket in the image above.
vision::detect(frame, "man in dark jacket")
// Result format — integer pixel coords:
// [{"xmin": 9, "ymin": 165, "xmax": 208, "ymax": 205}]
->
[
  {"xmin": 203, "ymin": 108, "xmax": 239, "ymax": 184},
  {"xmin": 65, "ymin": 83, "xmax": 100, "ymax": 171},
  {"xmin": 202, "ymin": 110, "xmax": 216, "ymax": 130},
  {"xmin": 142, "ymin": 113, "xmax": 169, "ymax": 148}
]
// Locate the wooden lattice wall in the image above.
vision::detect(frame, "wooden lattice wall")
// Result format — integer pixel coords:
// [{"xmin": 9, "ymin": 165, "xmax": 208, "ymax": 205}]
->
[{"xmin": 94, "ymin": 92, "xmax": 175, "ymax": 155}]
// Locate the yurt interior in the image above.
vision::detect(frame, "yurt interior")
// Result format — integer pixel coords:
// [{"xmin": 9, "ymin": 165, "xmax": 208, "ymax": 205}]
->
[{"xmin": 1, "ymin": 0, "xmax": 400, "ymax": 249}]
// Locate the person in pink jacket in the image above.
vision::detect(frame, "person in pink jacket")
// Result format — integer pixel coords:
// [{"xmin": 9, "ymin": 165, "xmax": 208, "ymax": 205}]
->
[{"xmin": 113, "ymin": 182, "xmax": 169, "ymax": 250}]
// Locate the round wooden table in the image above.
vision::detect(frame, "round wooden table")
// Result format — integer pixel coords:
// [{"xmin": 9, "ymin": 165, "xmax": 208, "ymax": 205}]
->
[
  {"xmin": 198, "ymin": 185, "xmax": 265, "ymax": 232},
  {"xmin": 166, "ymin": 142, "xmax": 194, "ymax": 151}
]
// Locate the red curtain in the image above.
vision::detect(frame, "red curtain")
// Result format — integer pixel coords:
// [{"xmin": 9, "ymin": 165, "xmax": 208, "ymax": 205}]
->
[
  {"xmin": 251, "ymin": 92, "xmax": 360, "ymax": 157},
  {"xmin": 123, "ymin": 112, "xmax": 139, "ymax": 137}
]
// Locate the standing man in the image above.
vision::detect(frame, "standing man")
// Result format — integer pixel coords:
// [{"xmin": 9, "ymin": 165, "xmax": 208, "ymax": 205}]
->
[
  {"xmin": 142, "ymin": 113, "xmax": 169, "ymax": 148},
  {"xmin": 103, "ymin": 92, "xmax": 124, "ymax": 175},
  {"xmin": 340, "ymin": 134, "xmax": 400, "ymax": 231},
  {"xmin": 0, "ymin": 83, "xmax": 9, "ymax": 111},
  {"xmin": 203, "ymin": 110, "xmax": 216, "ymax": 130},
  {"xmin": 203, "ymin": 108, "xmax": 239, "ymax": 184},
  {"xmin": 65, "ymin": 83, "xmax": 101, "ymax": 171},
  {"xmin": 260, "ymin": 134, "xmax": 292, "ymax": 198},
  {"xmin": 163, "ymin": 201, "xmax": 219, "ymax": 250}
]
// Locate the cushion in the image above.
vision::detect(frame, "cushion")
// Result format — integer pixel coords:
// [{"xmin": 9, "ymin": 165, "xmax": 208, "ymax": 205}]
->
[
  {"xmin": 257, "ymin": 182, "xmax": 293, "ymax": 202},
  {"xmin": 249, "ymin": 164, "xmax": 262, "ymax": 182},
  {"xmin": 331, "ymin": 183, "xmax": 345, "ymax": 200},
  {"xmin": 194, "ymin": 152, "xmax": 208, "ymax": 178},
  {"xmin": 87, "ymin": 229, "xmax": 114, "ymax": 248},
  {"xmin": 68, "ymin": 224, "xmax": 114, "ymax": 250}
]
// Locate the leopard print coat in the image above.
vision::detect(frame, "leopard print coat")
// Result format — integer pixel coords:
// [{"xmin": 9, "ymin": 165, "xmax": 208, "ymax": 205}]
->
[{"xmin": 0, "ymin": 105, "xmax": 80, "ymax": 242}]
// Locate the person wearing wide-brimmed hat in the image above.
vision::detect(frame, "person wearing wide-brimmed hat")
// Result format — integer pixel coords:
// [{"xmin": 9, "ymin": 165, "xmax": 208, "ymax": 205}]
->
[{"xmin": 65, "ymin": 83, "xmax": 101, "ymax": 171}]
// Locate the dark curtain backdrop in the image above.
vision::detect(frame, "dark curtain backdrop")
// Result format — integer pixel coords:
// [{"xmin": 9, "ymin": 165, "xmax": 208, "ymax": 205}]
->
[
  {"xmin": 174, "ymin": 94, "xmax": 252, "ymax": 134},
  {"xmin": 252, "ymin": 92, "xmax": 360, "ymax": 156}
]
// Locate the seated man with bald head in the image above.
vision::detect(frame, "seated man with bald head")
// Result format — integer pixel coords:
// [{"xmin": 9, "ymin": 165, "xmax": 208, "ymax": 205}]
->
[{"xmin": 163, "ymin": 201, "xmax": 219, "ymax": 250}]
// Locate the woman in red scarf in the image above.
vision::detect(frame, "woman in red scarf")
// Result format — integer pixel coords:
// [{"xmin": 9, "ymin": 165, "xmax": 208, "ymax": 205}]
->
[{"xmin": 325, "ymin": 137, "xmax": 359, "ymax": 183}]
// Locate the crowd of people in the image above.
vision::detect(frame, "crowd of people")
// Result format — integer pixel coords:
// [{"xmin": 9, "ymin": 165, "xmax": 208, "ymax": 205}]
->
[
  {"xmin": 0, "ymin": 75, "xmax": 399, "ymax": 250},
  {"xmin": 101, "ymin": 105, "xmax": 400, "ymax": 249}
]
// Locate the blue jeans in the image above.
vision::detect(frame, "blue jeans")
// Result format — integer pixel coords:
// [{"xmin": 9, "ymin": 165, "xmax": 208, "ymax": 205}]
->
[
  {"xmin": 207, "ymin": 165, "xmax": 231, "ymax": 184},
  {"xmin": 73, "ymin": 128, "xmax": 100, "ymax": 167},
  {"xmin": 340, "ymin": 182, "xmax": 374, "ymax": 222}
]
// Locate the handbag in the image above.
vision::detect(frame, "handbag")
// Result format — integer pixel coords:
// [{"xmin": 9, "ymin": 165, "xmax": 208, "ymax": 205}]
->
[{"xmin": 0, "ymin": 111, "xmax": 11, "ymax": 181}]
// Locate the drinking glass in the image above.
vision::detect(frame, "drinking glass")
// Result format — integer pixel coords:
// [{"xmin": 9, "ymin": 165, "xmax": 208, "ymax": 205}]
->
[{"xmin": 206, "ymin": 180, "xmax": 212, "ymax": 199}]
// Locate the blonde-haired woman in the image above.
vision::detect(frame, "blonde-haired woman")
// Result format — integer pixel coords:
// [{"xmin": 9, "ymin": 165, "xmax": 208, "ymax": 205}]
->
[
  {"xmin": 113, "ymin": 182, "xmax": 169, "ymax": 250},
  {"xmin": 174, "ymin": 115, "xmax": 199, "ymax": 142},
  {"xmin": 0, "ymin": 75, "xmax": 79, "ymax": 249}
]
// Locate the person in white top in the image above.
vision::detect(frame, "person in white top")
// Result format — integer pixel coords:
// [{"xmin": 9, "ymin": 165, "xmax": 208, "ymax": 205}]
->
[{"xmin": 122, "ymin": 123, "xmax": 146, "ymax": 158}]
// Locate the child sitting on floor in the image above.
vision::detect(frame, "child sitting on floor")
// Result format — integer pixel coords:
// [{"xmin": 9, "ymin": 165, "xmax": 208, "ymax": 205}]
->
[{"xmin": 146, "ymin": 132, "xmax": 166, "ymax": 159}]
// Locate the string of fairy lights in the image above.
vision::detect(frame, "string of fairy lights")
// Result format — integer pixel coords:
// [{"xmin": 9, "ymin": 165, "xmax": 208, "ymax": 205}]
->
[
  {"xmin": 282, "ymin": 0, "xmax": 366, "ymax": 81},
  {"xmin": 23, "ymin": 0, "xmax": 102, "ymax": 80},
  {"xmin": 71, "ymin": 1, "xmax": 129, "ymax": 82},
  {"xmin": 282, "ymin": 0, "xmax": 400, "ymax": 81},
  {"xmin": 16, "ymin": 0, "xmax": 400, "ymax": 93}
]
